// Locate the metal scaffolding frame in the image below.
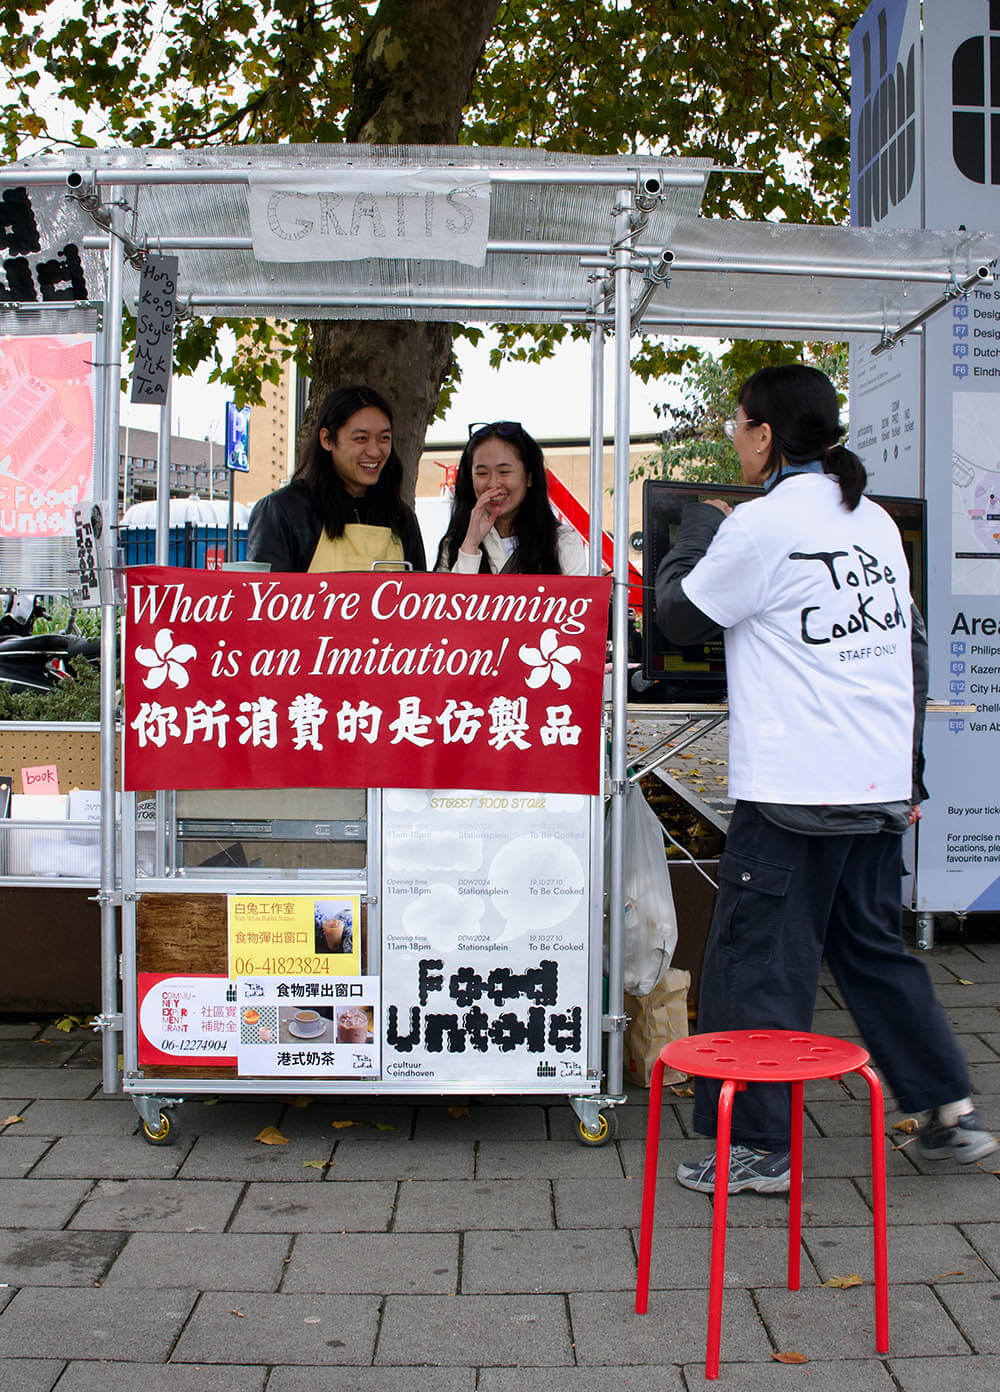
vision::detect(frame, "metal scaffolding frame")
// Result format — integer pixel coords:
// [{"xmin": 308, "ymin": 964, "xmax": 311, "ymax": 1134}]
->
[{"xmin": 3, "ymin": 143, "xmax": 998, "ymax": 1133}]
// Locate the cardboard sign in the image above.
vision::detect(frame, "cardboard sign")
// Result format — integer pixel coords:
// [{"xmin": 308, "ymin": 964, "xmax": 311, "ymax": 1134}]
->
[
  {"xmin": 131, "ymin": 254, "xmax": 177, "ymax": 404},
  {"xmin": 248, "ymin": 168, "xmax": 491, "ymax": 266}
]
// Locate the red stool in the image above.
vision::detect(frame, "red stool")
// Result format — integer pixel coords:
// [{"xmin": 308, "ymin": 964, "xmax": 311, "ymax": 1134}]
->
[{"xmin": 635, "ymin": 1029, "xmax": 889, "ymax": 1379}]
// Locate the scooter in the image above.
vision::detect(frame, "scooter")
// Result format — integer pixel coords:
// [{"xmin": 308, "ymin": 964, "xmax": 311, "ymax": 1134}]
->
[{"xmin": 0, "ymin": 593, "xmax": 100, "ymax": 696}]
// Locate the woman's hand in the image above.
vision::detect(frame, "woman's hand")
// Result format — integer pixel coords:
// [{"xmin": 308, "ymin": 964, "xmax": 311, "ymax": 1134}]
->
[
  {"xmin": 460, "ymin": 487, "xmax": 506, "ymax": 554},
  {"xmin": 705, "ymin": 499, "xmax": 733, "ymax": 517}
]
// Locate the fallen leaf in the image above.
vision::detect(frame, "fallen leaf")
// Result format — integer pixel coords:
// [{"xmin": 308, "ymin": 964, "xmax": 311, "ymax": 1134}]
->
[
  {"xmin": 202, "ymin": 1098, "xmax": 218, "ymax": 1107},
  {"xmin": 772, "ymin": 1351, "xmax": 808, "ymax": 1364},
  {"xmin": 374, "ymin": 1122, "xmax": 396, "ymax": 1131},
  {"xmin": 930, "ymin": 1270, "xmax": 964, "ymax": 1281},
  {"xmin": 284, "ymin": 1096, "xmax": 312, "ymax": 1109},
  {"xmin": 302, "ymin": 1159, "xmax": 330, "ymax": 1171},
  {"xmin": 821, "ymin": 1274, "xmax": 864, "ymax": 1289},
  {"xmin": 2, "ymin": 1115, "xmax": 24, "ymax": 1127},
  {"xmin": 54, "ymin": 1013, "xmax": 94, "ymax": 1033},
  {"xmin": 331, "ymin": 1120, "xmax": 358, "ymax": 1130},
  {"xmin": 956, "ymin": 977, "xmax": 974, "ymax": 986},
  {"xmin": 669, "ymin": 1085, "xmax": 694, "ymax": 1098},
  {"xmin": 255, "ymin": 1126, "xmax": 289, "ymax": 1146},
  {"xmin": 448, "ymin": 1105, "xmax": 471, "ymax": 1118},
  {"xmin": 230, "ymin": 1309, "xmax": 245, "ymax": 1318},
  {"xmin": 893, "ymin": 1117, "xmax": 919, "ymax": 1134}
]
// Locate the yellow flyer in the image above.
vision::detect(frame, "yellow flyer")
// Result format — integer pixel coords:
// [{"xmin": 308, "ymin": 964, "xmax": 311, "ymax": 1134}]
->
[{"xmin": 227, "ymin": 894, "xmax": 361, "ymax": 977}]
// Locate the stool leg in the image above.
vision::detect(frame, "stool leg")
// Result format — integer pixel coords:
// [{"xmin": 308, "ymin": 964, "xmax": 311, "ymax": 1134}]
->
[
  {"xmin": 857, "ymin": 1062, "xmax": 889, "ymax": 1353},
  {"xmin": 787, "ymin": 1079, "xmax": 804, "ymax": 1290},
  {"xmin": 706, "ymin": 1077, "xmax": 738, "ymax": 1380},
  {"xmin": 635, "ymin": 1053, "xmax": 667, "ymax": 1314}
]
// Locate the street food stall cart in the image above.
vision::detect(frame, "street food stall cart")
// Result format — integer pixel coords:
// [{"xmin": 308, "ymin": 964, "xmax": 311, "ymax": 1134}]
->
[{"xmin": 1, "ymin": 144, "xmax": 996, "ymax": 1142}]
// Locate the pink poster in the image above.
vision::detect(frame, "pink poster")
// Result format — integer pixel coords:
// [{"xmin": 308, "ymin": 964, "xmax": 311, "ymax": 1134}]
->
[{"xmin": 0, "ymin": 333, "xmax": 95, "ymax": 538}]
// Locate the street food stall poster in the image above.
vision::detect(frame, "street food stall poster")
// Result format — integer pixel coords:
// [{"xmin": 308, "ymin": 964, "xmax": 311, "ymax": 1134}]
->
[
  {"xmin": 380, "ymin": 788, "xmax": 593, "ymax": 1088},
  {"xmin": 237, "ymin": 976, "xmax": 380, "ymax": 1077},
  {"xmin": 137, "ymin": 974, "xmax": 238, "ymax": 1067},
  {"xmin": 228, "ymin": 895, "xmax": 361, "ymax": 978},
  {"xmin": 123, "ymin": 568, "xmax": 609, "ymax": 795}
]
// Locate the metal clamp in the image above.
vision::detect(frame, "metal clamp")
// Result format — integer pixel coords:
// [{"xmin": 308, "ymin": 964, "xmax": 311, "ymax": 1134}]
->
[{"xmin": 92, "ymin": 1012, "xmax": 123, "ymax": 1033}]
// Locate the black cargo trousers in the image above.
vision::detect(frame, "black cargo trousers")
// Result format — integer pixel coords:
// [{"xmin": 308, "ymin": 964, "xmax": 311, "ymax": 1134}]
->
[{"xmin": 691, "ymin": 801, "xmax": 971, "ymax": 1148}]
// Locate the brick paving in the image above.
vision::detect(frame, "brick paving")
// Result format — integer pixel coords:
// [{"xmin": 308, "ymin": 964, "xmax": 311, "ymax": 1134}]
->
[{"xmin": 0, "ymin": 932, "xmax": 998, "ymax": 1389}]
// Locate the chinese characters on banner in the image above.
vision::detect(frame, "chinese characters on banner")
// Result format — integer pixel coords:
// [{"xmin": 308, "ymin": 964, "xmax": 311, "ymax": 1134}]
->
[
  {"xmin": 380, "ymin": 789, "xmax": 593, "ymax": 1089},
  {"xmin": 0, "ymin": 334, "xmax": 95, "ymax": 538},
  {"xmin": 124, "ymin": 568, "xmax": 610, "ymax": 794}
]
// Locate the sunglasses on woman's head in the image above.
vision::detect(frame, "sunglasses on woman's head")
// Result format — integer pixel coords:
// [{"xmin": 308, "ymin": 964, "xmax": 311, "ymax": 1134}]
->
[{"xmin": 468, "ymin": 420, "xmax": 522, "ymax": 440}]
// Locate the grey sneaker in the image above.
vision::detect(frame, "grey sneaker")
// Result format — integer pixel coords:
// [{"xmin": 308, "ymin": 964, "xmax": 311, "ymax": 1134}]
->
[
  {"xmin": 916, "ymin": 1108, "xmax": 999, "ymax": 1165},
  {"xmin": 676, "ymin": 1144, "xmax": 792, "ymax": 1194}
]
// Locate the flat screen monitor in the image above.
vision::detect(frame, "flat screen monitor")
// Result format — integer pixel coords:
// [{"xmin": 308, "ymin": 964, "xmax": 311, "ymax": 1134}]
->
[{"xmin": 640, "ymin": 479, "xmax": 927, "ymax": 700}]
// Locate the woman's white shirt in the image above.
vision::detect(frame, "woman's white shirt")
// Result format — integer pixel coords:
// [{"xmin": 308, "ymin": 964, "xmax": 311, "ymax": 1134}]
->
[
  {"xmin": 442, "ymin": 523, "xmax": 588, "ymax": 576},
  {"xmin": 680, "ymin": 474, "xmax": 913, "ymax": 805}
]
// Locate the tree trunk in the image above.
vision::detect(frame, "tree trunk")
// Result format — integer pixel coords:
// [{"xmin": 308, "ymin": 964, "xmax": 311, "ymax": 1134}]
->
[{"xmin": 303, "ymin": 0, "xmax": 501, "ymax": 500}]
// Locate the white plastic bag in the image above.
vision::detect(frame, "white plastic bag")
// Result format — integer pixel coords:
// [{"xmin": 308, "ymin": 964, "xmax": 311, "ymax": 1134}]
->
[{"xmin": 606, "ymin": 782, "xmax": 678, "ymax": 995}]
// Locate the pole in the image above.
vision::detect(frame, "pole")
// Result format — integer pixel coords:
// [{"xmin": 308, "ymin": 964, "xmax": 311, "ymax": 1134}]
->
[
  {"xmin": 99, "ymin": 197, "xmax": 126, "ymax": 1096},
  {"xmin": 154, "ymin": 377, "xmax": 172, "ymax": 878},
  {"xmin": 588, "ymin": 323, "xmax": 605, "ymax": 574},
  {"xmin": 605, "ymin": 188, "xmax": 634, "ymax": 1098},
  {"xmin": 227, "ymin": 464, "xmax": 235, "ymax": 561},
  {"xmin": 155, "ymin": 378, "xmax": 171, "ymax": 566}
]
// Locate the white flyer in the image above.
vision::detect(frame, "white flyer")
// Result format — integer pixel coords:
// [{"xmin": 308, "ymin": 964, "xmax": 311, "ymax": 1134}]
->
[
  {"xmin": 380, "ymin": 788, "xmax": 594, "ymax": 1089},
  {"xmin": 236, "ymin": 976, "xmax": 380, "ymax": 1078}
]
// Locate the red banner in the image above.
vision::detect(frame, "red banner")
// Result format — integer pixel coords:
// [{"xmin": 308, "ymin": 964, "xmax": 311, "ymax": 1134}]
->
[{"xmin": 123, "ymin": 567, "xmax": 611, "ymax": 794}]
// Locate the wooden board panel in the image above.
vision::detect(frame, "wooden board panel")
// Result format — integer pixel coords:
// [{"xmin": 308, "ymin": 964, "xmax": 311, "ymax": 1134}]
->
[{"xmin": 136, "ymin": 893, "xmax": 227, "ymax": 974}]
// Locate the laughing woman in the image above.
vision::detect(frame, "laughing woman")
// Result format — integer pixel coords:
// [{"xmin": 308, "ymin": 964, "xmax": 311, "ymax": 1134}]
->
[
  {"xmin": 435, "ymin": 420, "xmax": 586, "ymax": 576},
  {"xmin": 247, "ymin": 384, "xmax": 426, "ymax": 574}
]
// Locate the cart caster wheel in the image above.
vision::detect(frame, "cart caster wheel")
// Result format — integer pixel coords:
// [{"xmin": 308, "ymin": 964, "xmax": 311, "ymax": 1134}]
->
[
  {"xmin": 575, "ymin": 1110, "xmax": 618, "ymax": 1147},
  {"xmin": 141, "ymin": 1108, "xmax": 179, "ymax": 1146}
]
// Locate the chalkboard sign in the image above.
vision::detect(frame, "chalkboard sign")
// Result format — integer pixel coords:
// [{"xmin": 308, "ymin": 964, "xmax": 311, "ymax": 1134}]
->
[{"xmin": 131, "ymin": 254, "xmax": 178, "ymax": 404}]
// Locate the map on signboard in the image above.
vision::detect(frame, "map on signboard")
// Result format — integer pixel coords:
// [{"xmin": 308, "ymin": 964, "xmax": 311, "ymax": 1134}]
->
[{"xmin": 952, "ymin": 393, "xmax": 1000, "ymax": 594}]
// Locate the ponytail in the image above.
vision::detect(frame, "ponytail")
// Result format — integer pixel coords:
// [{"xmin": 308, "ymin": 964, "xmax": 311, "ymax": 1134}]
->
[{"xmin": 822, "ymin": 441, "xmax": 867, "ymax": 511}]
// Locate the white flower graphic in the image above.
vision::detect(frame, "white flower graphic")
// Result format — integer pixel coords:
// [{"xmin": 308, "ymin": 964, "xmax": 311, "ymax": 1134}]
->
[
  {"xmin": 518, "ymin": 628, "xmax": 582, "ymax": 690},
  {"xmin": 134, "ymin": 627, "xmax": 197, "ymax": 690}
]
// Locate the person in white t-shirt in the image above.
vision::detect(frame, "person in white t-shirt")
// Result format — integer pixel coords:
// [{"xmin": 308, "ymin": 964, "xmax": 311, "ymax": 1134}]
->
[
  {"xmin": 435, "ymin": 421, "xmax": 587, "ymax": 575},
  {"xmin": 655, "ymin": 363, "xmax": 996, "ymax": 1194}
]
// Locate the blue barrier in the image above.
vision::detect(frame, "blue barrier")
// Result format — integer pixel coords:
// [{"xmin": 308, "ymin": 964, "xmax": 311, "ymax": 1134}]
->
[{"xmin": 120, "ymin": 525, "xmax": 248, "ymax": 568}]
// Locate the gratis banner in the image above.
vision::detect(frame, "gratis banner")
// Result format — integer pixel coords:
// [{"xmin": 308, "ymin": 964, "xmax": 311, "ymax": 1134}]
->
[{"xmin": 123, "ymin": 567, "xmax": 610, "ymax": 794}]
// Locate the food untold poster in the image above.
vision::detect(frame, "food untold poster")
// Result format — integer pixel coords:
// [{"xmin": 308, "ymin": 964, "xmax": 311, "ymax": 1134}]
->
[
  {"xmin": 380, "ymin": 788, "xmax": 594, "ymax": 1089},
  {"xmin": 0, "ymin": 334, "xmax": 95, "ymax": 537}
]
